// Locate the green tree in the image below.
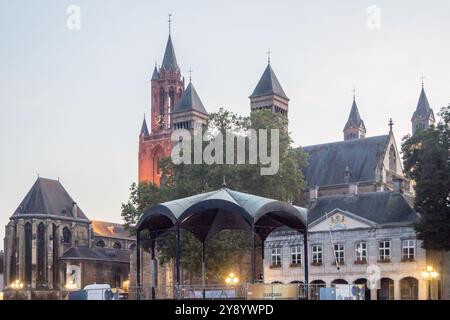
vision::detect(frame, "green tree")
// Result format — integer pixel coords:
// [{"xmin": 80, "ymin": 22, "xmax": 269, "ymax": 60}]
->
[
  {"xmin": 122, "ymin": 108, "xmax": 308, "ymax": 283},
  {"xmin": 401, "ymin": 104, "xmax": 450, "ymax": 251}
]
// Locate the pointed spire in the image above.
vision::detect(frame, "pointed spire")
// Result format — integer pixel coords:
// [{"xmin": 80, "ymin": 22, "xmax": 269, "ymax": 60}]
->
[
  {"xmin": 250, "ymin": 64, "xmax": 289, "ymax": 100},
  {"xmin": 172, "ymin": 82, "xmax": 207, "ymax": 115},
  {"xmin": 140, "ymin": 116, "xmax": 150, "ymax": 137},
  {"xmin": 344, "ymin": 99, "xmax": 365, "ymax": 131},
  {"xmin": 151, "ymin": 62, "xmax": 160, "ymax": 80},
  {"xmin": 161, "ymin": 35, "xmax": 179, "ymax": 72},
  {"xmin": 413, "ymin": 86, "xmax": 433, "ymax": 118}
]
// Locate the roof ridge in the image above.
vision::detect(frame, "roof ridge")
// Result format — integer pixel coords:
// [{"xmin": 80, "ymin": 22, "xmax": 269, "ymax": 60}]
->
[{"xmin": 302, "ymin": 134, "xmax": 389, "ymax": 149}]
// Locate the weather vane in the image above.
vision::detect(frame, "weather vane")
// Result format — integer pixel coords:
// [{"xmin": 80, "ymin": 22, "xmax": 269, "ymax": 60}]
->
[
  {"xmin": 266, "ymin": 48, "xmax": 272, "ymax": 64},
  {"xmin": 168, "ymin": 14, "xmax": 172, "ymax": 35}
]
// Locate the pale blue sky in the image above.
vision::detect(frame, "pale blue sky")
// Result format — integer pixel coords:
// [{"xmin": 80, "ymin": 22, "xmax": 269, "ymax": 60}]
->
[{"xmin": 1, "ymin": 0, "xmax": 450, "ymax": 248}]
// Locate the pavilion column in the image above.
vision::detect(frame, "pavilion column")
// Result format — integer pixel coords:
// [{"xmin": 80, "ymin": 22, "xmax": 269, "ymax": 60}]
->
[
  {"xmin": 251, "ymin": 224, "xmax": 256, "ymax": 283},
  {"xmin": 151, "ymin": 238, "xmax": 156, "ymax": 300},
  {"xmin": 136, "ymin": 230, "xmax": 141, "ymax": 300},
  {"xmin": 303, "ymin": 230, "xmax": 309, "ymax": 300},
  {"xmin": 201, "ymin": 241, "xmax": 206, "ymax": 299},
  {"xmin": 175, "ymin": 224, "xmax": 181, "ymax": 297}
]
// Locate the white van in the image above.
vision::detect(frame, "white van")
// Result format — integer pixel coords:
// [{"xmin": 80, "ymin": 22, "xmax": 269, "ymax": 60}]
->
[{"xmin": 84, "ymin": 284, "xmax": 113, "ymax": 300}]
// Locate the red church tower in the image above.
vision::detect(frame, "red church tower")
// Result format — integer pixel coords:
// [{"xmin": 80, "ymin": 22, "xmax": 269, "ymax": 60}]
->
[{"xmin": 138, "ymin": 32, "xmax": 185, "ymax": 185}]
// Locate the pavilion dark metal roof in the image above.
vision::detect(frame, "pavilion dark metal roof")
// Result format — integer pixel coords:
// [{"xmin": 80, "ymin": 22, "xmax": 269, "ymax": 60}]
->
[
  {"xmin": 12, "ymin": 178, "xmax": 89, "ymax": 220},
  {"xmin": 136, "ymin": 187, "xmax": 307, "ymax": 241},
  {"xmin": 344, "ymin": 99, "xmax": 366, "ymax": 132},
  {"xmin": 249, "ymin": 64, "xmax": 289, "ymax": 100},
  {"xmin": 161, "ymin": 35, "xmax": 179, "ymax": 72},
  {"xmin": 301, "ymin": 135, "xmax": 390, "ymax": 188},
  {"xmin": 308, "ymin": 191, "xmax": 419, "ymax": 226},
  {"xmin": 60, "ymin": 247, "xmax": 130, "ymax": 264},
  {"xmin": 412, "ymin": 87, "xmax": 435, "ymax": 120},
  {"xmin": 172, "ymin": 82, "xmax": 207, "ymax": 115}
]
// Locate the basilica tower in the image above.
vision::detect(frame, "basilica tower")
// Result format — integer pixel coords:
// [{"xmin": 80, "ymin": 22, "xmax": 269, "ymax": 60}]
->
[
  {"xmin": 411, "ymin": 84, "xmax": 435, "ymax": 135},
  {"xmin": 139, "ymin": 30, "xmax": 185, "ymax": 186},
  {"xmin": 343, "ymin": 95, "xmax": 366, "ymax": 141}
]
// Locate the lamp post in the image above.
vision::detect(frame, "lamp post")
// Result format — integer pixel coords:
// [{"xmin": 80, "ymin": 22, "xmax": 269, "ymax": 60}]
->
[
  {"xmin": 422, "ymin": 265, "xmax": 439, "ymax": 300},
  {"xmin": 10, "ymin": 279, "xmax": 24, "ymax": 300},
  {"xmin": 225, "ymin": 273, "xmax": 239, "ymax": 286}
]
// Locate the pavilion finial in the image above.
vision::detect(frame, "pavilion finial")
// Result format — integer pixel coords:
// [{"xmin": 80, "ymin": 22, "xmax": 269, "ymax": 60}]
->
[
  {"xmin": 266, "ymin": 48, "xmax": 272, "ymax": 64},
  {"xmin": 222, "ymin": 176, "xmax": 227, "ymax": 188},
  {"xmin": 420, "ymin": 74, "xmax": 426, "ymax": 89}
]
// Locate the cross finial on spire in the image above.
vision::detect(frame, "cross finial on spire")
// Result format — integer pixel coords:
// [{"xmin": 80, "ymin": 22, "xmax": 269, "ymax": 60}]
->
[
  {"xmin": 266, "ymin": 48, "xmax": 272, "ymax": 64},
  {"xmin": 420, "ymin": 74, "xmax": 426, "ymax": 88},
  {"xmin": 188, "ymin": 68, "xmax": 193, "ymax": 82},
  {"xmin": 388, "ymin": 118, "xmax": 394, "ymax": 132},
  {"xmin": 352, "ymin": 87, "xmax": 356, "ymax": 101},
  {"xmin": 168, "ymin": 13, "xmax": 172, "ymax": 35}
]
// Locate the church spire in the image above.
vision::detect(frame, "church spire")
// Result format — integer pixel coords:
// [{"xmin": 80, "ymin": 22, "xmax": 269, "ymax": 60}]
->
[
  {"xmin": 140, "ymin": 116, "xmax": 150, "ymax": 137},
  {"xmin": 343, "ymin": 94, "xmax": 366, "ymax": 141},
  {"xmin": 411, "ymin": 80, "xmax": 435, "ymax": 135}
]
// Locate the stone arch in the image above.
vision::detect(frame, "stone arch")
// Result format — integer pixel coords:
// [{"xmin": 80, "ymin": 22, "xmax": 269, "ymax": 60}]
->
[
  {"xmin": 378, "ymin": 277, "xmax": 394, "ymax": 300},
  {"xmin": 96, "ymin": 239, "xmax": 106, "ymax": 248},
  {"xmin": 400, "ymin": 277, "xmax": 418, "ymax": 300},
  {"xmin": 389, "ymin": 144, "xmax": 397, "ymax": 172},
  {"xmin": 113, "ymin": 241, "xmax": 122, "ymax": 249},
  {"xmin": 331, "ymin": 279, "xmax": 348, "ymax": 286},
  {"xmin": 151, "ymin": 145, "xmax": 165, "ymax": 185},
  {"xmin": 354, "ymin": 278, "xmax": 370, "ymax": 300},
  {"xmin": 310, "ymin": 280, "xmax": 326, "ymax": 300}
]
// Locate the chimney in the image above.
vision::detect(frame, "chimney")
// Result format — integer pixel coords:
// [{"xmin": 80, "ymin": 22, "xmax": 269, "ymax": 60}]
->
[
  {"xmin": 349, "ymin": 182, "xmax": 358, "ymax": 195},
  {"xmin": 393, "ymin": 177, "xmax": 403, "ymax": 193},
  {"xmin": 72, "ymin": 202, "xmax": 78, "ymax": 219},
  {"xmin": 309, "ymin": 186, "xmax": 319, "ymax": 200}
]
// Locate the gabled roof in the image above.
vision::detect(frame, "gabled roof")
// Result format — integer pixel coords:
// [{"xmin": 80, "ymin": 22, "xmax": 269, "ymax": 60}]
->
[
  {"xmin": 91, "ymin": 220, "xmax": 133, "ymax": 240},
  {"xmin": 12, "ymin": 178, "xmax": 89, "ymax": 220},
  {"xmin": 161, "ymin": 35, "xmax": 179, "ymax": 72},
  {"xmin": 151, "ymin": 65, "xmax": 160, "ymax": 80},
  {"xmin": 140, "ymin": 118, "xmax": 149, "ymax": 136},
  {"xmin": 307, "ymin": 191, "xmax": 419, "ymax": 226},
  {"xmin": 249, "ymin": 64, "xmax": 289, "ymax": 100},
  {"xmin": 172, "ymin": 82, "xmax": 207, "ymax": 115},
  {"xmin": 301, "ymin": 135, "xmax": 390, "ymax": 187},
  {"xmin": 412, "ymin": 87, "xmax": 435, "ymax": 120},
  {"xmin": 344, "ymin": 99, "xmax": 366, "ymax": 131},
  {"xmin": 60, "ymin": 247, "xmax": 130, "ymax": 264}
]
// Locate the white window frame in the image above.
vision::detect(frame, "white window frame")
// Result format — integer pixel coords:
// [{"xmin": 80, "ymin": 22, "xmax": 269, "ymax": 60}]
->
[
  {"xmin": 271, "ymin": 247, "xmax": 282, "ymax": 266},
  {"xmin": 333, "ymin": 243, "xmax": 345, "ymax": 264},
  {"xmin": 290, "ymin": 246, "xmax": 302, "ymax": 265},
  {"xmin": 402, "ymin": 239, "xmax": 416, "ymax": 260},
  {"xmin": 379, "ymin": 240, "xmax": 391, "ymax": 261},
  {"xmin": 311, "ymin": 244, "xmax": 323, "ymax": 265},
  {"xmin": 355, "ymin": 242, "xmax": 367, "ymax": 262}
]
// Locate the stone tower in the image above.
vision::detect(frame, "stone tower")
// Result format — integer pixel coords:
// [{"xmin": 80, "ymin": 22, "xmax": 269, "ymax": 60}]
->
[
  {"xmin": 343, "ymin": 96, "xmax": 366, "ymax": 141},
  {"xmin": 139, "ymin": 33, "xmax": 185, "ymax": 186},
  {"xmin": 171, "ymin": 80, "xmax": 208, "ymax": 131},
  {"xmin": 249, "ymin": 63, "xmax": 289, "ymax": 117},
  {"xmin": 411, "ymin": 85, "xmax": 435, "ymax": 135}
]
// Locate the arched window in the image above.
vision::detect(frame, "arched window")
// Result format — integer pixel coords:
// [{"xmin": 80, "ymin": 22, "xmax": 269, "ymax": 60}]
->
[
  {"xmin": 24, "ymin": 222, "xmax": 32, "ymax": 284},
  {"xmin": 389, "ymin": 145, "xmax": 397, "ymax": 172},
  {"xmin": 331, "ymin": 279, "xmax": 348, "ymax": 287},
  {"xmin": 129, "ymin": 243, "xmax": 136, "ymax": 250},
  {"xmin": 354, "ymin": 278, "xmax": 370, "ymax": 300},
  {"xmin": 310, "ymin": 280, "xmax": 326, "ymax": 300},
  {"xmin": 159, "ymin": 87, "xmax": 165, "ymax": 116},
  {"xmin": 113, "ymin": 242, "xmax": 122, "ymax": 249},
  {"xmin": 62, "ymin": 227, "xmax": 71, "ymax": 244},
  {"xmin": 96, "ymin": 239, "xmax": 106, "ymax": 248},
  {"xmin": 37, "ymin": 223, "xmax": 47, "ymax": 284},
  {"xmin": 400, "ymin": 277, "xmax": 418, "ymax": 300}
]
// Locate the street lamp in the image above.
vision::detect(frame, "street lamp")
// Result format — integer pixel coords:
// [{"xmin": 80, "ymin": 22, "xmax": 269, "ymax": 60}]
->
[
  {"xmin": 10, "ymin": 279, "xmax": 24, "ymax": 290},
  {"xmin": 225, "ymin": 273, "xmax": 239, "ymax": 286},
  {"xmin": 65, "ymin": 279, "xmax": 78, "ymax": 290},
  {"xmin": 422, "ymin": 265, "xmax": 439, "ymax": 300}
]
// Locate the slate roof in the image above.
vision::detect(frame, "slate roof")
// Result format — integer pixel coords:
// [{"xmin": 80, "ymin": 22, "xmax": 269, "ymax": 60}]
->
[
  {"xmin": 60, "ymin": 247, "xmax": 130, "ymax": 264},
  {"xmin": 308, "ymin": 191, "xmax": 419, "ymax": 226},
  {"xmin": 140, "ymin": 118, "xmax": 149, "ymax": 136},
  {"xmin": 12, "ymin": 178, "xmax": 89, "ymax": 220},
  {"xmin": 151, "ymin": 65, "xmax": 160, "ymax": 80},
  {"xmin": 161, "ymin": 35, "xmax": 179, "ymax": 72},
  {"xmin": 412, "ymin": 87, "xmax": 434, "ymax": 120},
  {"xmin": 249, "ymin": 64, "xmax": 289, "ymax": 100},
  {"xmin": 91, "ymin": 220, "xmax": 133, "ymax": 240},
  {"xmin": 301, "ymin": 135, "xmax": 390, "ymax": 188},
  {"xmin": 172, "ymin": 82, "xmax": 207, "ymax": 114},
  {"xmin": 344, "ymin": 99, "xmax": 366, "ymax": 131}
]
